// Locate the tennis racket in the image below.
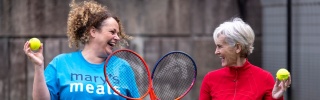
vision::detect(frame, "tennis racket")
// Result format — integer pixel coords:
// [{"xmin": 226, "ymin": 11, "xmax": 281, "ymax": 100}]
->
[
  {"xmin": 151, "ymin": 51, "xmax": 197, "ymax": 100},
  {"xmin": 103, "ymin": 49, "xmax": 158, "ymax": 100}
]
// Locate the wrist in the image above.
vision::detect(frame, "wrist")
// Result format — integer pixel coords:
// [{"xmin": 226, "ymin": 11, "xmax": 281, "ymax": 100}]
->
[{"xmin": 34, "ymin": 65, "xmax": 45, "ymax": 71}]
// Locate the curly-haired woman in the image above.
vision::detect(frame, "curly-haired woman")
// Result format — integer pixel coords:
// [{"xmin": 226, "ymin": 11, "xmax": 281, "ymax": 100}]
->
[{"xmin": 23, "ymin": 0, "xmax": 137, "ymax": 99}]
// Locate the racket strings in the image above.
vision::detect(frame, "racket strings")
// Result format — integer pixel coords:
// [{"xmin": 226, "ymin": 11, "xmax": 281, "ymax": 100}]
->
[
  {"xmin": 152, "ymin": 53, "xmax": 196, "ymax": 100},
  {"xmin": 106, "ymin": 51, "xmax": 150, "ymax": 98}
]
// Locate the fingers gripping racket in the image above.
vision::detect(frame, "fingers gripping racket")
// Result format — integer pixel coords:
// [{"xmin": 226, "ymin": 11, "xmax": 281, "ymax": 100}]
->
[
  {"xmin": 151, "ymin": 51, "xmax": 197, "ymax": 100},
  {"xmin": 103, "ymin": 49, "xmax": 158, "ymax": 100}
]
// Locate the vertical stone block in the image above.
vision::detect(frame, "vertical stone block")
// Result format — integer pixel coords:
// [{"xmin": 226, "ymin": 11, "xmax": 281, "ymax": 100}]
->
[
  {"xmin": 161, "ymin": 37, "xmax": 177, "ymax": 55},
  {"xmin": 9, "ymin": 39, "xmax": 27, "ymax": 100},
  {"xmin": 0, "ymin": 38, "xmax": 10, "ymax": 100},
  {"xmin": 177, "ymin": 37, "xmax": 193, "ymax": 55},
  {"xmin": 143, "ymin": 37, "xmax": 160, "ymax": 70},
  {"xmin": 44, "ymin": 38, "xmax": 61, "ymax": 67}
]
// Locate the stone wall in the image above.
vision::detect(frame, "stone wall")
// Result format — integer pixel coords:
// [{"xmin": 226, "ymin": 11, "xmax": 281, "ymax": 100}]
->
[{"xmin": 0, "ymin": 0, "xmax": 262, "ymax": 99}]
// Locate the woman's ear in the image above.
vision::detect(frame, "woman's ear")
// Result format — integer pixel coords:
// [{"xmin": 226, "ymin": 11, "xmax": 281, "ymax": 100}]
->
[
  {"xmin": 89, "ymin": 27, "xmax": 96, "ymax": 38},
  {"xmin": 235, "ymin": 43, "xmax": 242, "ymax": 54}
]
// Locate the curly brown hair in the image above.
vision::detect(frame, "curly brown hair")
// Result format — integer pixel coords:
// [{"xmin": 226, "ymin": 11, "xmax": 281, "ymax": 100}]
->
[{"xmin": 67, "ymin": 0, "xmax": 131, "ymax": 48}]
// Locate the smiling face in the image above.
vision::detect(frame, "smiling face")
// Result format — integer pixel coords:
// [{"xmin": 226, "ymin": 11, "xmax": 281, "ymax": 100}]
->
[
  {"xmin": 214, "ymin": 34, "xmax": 240, "ymax": 67},
  {"xmin": 90, "ymin": 17, "xmax": 120, "ymax": 57}
]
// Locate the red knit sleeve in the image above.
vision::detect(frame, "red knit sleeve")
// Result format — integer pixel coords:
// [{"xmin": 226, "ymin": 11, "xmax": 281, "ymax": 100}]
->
[
  {"xmin": 199, "ymin": 74, "xmax": 212, "ymax": 100},
  {"xmin": 264, "ymin": 72, "xmax": 284, "ymax": 100}
]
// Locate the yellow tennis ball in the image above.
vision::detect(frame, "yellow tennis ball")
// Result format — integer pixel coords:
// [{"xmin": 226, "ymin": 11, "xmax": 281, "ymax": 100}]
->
[
  {"xmin": 276, "ymin": 68, "xmax": 290, "ymax": 81},
  {"xmin": 29, "ymin": 38, "xmax": 41, "ymax": 51}
]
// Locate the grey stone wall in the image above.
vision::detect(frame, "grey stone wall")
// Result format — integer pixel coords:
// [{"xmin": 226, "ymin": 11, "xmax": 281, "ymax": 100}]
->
[{"xmin": 0, "ymin": 0, "xmax": 262, "ymax": 99}]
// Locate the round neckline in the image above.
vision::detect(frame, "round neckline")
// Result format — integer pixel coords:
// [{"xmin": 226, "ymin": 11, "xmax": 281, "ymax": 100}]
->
[{"xmin": 78, "ymin": 50, "xmax": 105, "ymax": 68}]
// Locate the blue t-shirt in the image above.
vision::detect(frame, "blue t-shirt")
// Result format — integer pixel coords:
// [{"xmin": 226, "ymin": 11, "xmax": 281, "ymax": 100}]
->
[{"xmin": 45, "ymin": 51, "xmax": 140, "ymax": 100}]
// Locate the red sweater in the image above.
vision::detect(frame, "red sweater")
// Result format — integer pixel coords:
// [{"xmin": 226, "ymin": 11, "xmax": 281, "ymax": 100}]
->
[{"xmin": 199, "ymin": 60, "xmax": 283, "ymax": 100}]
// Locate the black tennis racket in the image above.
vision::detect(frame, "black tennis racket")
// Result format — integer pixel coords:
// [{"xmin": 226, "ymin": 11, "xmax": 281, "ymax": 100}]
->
[{"xmin": 151, "ymin": 51, "xmax": 197, "ymax": 100}]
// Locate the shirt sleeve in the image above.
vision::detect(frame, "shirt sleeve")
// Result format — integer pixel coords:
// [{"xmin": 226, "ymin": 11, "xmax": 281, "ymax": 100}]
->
[
  {"xmin": 199, "ymin": 74, "xmax": 212, "ymax": 100},
  {"xmin": 264, "ymin": 73, "xmax": 284, "ymax": 100},
  {"xmin": 44, "ymin": 57, "xmax": 59, "ymax": 100}
]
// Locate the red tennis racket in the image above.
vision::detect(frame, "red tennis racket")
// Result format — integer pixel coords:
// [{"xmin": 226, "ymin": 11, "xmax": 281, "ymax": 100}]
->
[
  {"xmin": 103, "ymin": 49, "xmax": 158, "ymax": 100},
  {"xmin": 151, "ymin": 51, "xmax": 197, "ymax": 100}
]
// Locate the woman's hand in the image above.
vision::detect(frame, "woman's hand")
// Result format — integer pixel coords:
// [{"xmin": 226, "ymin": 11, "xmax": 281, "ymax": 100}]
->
[
  {"xmin": 272, "ymin": 76, "xmax": 291, "ymax": 99},
  {"xmin": 23, "ymin": 41, "xmax": 44, "ymax": 70}
]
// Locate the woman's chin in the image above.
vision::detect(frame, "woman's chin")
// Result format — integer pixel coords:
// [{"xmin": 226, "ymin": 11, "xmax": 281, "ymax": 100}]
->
[
  {"xmin": 102, "ymin": 48, "xmax": 111, "ymax": 56},
  {"xmin": 105, "ymin": 46, "xmax": 113, "ymax": 54},
  {"xmin": 221, "ymin": 60, "xmax": 226, "ymax": 67},
  {"xmin": 221, "ymin": 64, "xmax": 226, "ymax": 67}
]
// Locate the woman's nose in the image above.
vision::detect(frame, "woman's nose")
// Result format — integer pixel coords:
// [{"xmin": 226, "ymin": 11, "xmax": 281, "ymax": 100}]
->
[
  {"xmin": 114, "ymin": 34, "xmax": 120, "ymax": 40},
  {"xmin": 215, "ymin": 49, "xmax": 219, "ymax": 55}
]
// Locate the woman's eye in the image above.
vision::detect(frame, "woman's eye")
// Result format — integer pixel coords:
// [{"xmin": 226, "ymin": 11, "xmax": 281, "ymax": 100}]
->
[
  {"xmin": 217, "ymin": 45, "xmax": 222, "ymax": 48},
  {"xmin": 110, "ymin": 31, "xmax": 116, "ymax": 35}
]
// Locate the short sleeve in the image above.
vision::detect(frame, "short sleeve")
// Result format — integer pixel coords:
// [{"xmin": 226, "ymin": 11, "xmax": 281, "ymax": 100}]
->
[{"xmin": 44, "ymin": 57, "xmax": 59, "ymax": 100}]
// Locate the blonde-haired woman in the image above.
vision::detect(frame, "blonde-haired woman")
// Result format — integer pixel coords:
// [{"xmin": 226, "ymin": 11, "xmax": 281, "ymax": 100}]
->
[
  {"xmin": 23, "ymin": 0, "xmax": 137, "ymax": 100},
  {"xmin": 199, "ymin": 17, "xmax": 291, "ymax": 100}
]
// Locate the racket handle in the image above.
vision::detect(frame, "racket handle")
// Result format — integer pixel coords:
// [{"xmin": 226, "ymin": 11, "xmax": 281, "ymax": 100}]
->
[{"xmin": 149, "ymin": 88, "xmax": 158, "ymax": 100}]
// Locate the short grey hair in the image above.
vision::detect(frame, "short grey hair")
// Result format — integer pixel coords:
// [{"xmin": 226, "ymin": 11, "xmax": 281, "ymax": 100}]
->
[{"xmin": 213, "ymin": 17, "xmax": 255, "ymax": 58}]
